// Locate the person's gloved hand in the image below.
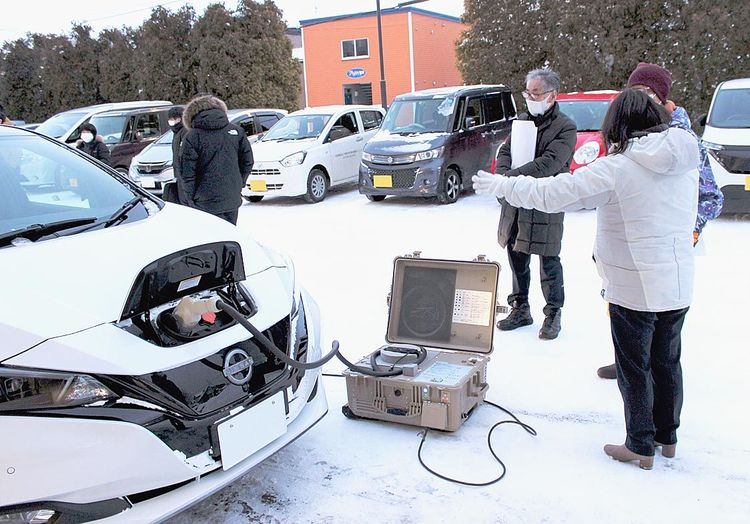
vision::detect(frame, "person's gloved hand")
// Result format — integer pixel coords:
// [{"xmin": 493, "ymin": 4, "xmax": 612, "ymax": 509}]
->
[{"xmin": 472, "ymin": 170, "xmax": 504, "ymax": 195}]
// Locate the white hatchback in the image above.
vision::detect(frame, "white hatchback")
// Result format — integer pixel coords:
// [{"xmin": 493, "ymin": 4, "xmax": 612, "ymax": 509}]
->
[
  {"xmin": 0, "ymin": 126, "xmax": 327, "ymax": 523},
  {"xmin": 242, "ymin": 105, "xmax": 385, "ymax": 203}
]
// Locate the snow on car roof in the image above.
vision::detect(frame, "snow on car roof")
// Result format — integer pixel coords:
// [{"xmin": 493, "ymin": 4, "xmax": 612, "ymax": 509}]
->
[{"xmin": 719, "ymin": 78, "xmax": 750, "ymax": 89}]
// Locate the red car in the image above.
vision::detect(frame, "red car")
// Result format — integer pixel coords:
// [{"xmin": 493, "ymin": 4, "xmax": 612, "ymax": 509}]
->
[
  {"xmin": 489, "ymin": 90, "xmax": 618, "ymax": 175},
  {"xmin": 557, "ymin": 90, "xmax": 619, "ymax": 172}
]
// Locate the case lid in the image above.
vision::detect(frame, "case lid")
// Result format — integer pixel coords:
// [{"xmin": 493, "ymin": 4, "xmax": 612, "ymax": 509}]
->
[{"xmin": 386, "ymin": 257, "xmax": 499, "ymax": 354}]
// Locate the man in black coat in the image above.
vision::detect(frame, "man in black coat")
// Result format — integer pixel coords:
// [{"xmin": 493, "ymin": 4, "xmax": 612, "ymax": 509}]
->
[
  {"xmin": 162, "ymin": 105, "xmax": 188, "ymax": 204},
  {"xmin": 494, "ymin": 68, "xmax": 577, "ymax": 340},
  {"xmin": 180, "ymin": 95, "xmax": 254, "ymax": 224}
]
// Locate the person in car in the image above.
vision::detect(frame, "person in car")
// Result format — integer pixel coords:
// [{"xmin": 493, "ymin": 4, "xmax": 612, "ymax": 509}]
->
[
  {"xmin": 473, "ymin": 89, "xmax": 700, "ymax": 469},
  {"xmin": 596, "ymin": 62, "xmax": 725, "ymax": 380},
  {"xmin": 75, "ymin": 122, "xmax": 110, "ymax": 166},
  {"xmin": 180, "ymin": 94, "xmax": 254, "ymax": 225},
  {"xmin": 493, "ymin": 68, "xmax": 577, "ymax": 340}
]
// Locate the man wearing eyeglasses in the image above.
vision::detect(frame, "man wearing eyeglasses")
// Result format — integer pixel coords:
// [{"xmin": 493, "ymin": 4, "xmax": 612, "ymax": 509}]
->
[{"xmin": 492, "ymin": 68, "xmax": 577, "ymax": 340}]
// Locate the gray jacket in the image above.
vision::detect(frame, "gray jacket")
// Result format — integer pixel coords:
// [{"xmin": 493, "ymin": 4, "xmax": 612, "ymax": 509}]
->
[
  {"xmin": 492, "ymin": 128, "xmax": 699, "ymax": 312},
  {"xmin": 496, "ymin": 103, "xmax": 577, "ymax": 256}
]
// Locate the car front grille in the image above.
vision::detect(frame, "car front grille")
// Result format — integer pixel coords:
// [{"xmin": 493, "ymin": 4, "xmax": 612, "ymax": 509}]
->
[
  {"xmin": 370, "ymin": 154, "xmax": 414, "ymax": 165},
  {"xmin": 137, "ymin": 162, "xmax": 168, "ymax": 175},
  {"xmin": 370, "ymin": 168, "xmax": 418, "ymax": 189},
  {"xmin": 251, "ymin": 169, "xmax": 281, "ymax": 176}
]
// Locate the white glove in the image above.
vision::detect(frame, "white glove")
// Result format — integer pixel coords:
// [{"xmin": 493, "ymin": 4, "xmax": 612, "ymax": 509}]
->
[{"xmin": 472, "ymin": 170, "xmax": 504, "ymax": 196}]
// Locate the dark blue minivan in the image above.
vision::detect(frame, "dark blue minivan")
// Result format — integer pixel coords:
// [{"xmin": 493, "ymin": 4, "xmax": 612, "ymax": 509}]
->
[{"xmin": 358, "ymin": 85, "xmax": 516, "ymax": 203}]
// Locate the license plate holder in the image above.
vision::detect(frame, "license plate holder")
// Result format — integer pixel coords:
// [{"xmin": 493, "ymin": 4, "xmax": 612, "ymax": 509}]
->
[
  {"xmin": 140, "ymin": 176, "xmax": 156, "ymax": 189},
  {"xmin": 216, "ymin": 392, "xmax": 286, "ymax": 470},
  {"xmin": 373, "ymin": 175, "xmax": 393, "ymax": 188},
  {"xmin": 745, "ymin": 175, "xmax": 750, "ymax": 191},
  {"xmin": 249, "ymin": 180, "xmax": 267, "ymax": 192}
]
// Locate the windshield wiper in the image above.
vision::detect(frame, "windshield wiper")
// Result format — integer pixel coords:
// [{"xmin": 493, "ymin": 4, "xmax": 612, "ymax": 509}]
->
[
  {"xmin": 0, "ymin": 217, "xmax": 98, "ymax": 247},
  {"xmin": 102, "ymin": 196, "xmax": 144, "ymax": 228}
]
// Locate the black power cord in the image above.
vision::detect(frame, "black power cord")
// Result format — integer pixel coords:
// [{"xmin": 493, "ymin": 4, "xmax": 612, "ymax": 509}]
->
[{"xmin": 416, "ymin": 400, "xmax": 537, "ymax": 486}]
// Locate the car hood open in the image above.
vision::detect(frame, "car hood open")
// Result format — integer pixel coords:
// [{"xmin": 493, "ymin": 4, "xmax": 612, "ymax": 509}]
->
[{"xmin": 0, "ymin": 204, "xmax": 274, "ymax": 361}]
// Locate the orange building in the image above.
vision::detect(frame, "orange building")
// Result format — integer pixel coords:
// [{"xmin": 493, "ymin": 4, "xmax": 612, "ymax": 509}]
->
[{"xmin": 300, "ymin": 7, "xmax": 466, "ymax": 107}]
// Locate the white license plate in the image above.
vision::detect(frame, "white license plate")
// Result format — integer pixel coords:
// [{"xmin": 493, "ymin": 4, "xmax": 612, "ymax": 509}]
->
[
  {"xmin": 217, "ymin": 392, "xmax": 286, "ymax": 470},
  {"xmin": 140, "ymin": 176, "xmax": 156, "ymax": 189}
]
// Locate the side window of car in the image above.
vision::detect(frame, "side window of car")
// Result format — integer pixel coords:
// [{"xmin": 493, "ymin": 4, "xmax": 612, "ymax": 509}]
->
[
  {"xmin": 502, "ymin": 92, "xmax": 517, "ymax": 119},
  {"xmin": 236, "ymin": 117, "xmax": 256, "ymax": 136},
  {"xmin": 464, "ymin": 97, "xmax": 484, "ymax": 128},
  {"xmin": 328, "ymin": 112, "xmax": 359, "ymax": 141},
  {"xmin": 452, "ymin": 98, "xmax": 466, "ymax": 131},
  {"xmin": 257, "ymin": 114, "xmax": 280, "ymax": 132},
  {"xmin": 483, "ymin": 94, "xmax": 505, "ymax": 123},
  {"xmin": 136, "ymin": 113, "xmax": 162, "ymax": 141},
  {"xmin": 360, "ymin": 110, "xmax": 383, "ymax": 131}
]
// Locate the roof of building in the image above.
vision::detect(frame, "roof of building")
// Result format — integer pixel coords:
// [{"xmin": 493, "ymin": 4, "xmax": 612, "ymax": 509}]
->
[{"xmin": 299, "ymin": 6, "xmax": 462, "ymax": 27}]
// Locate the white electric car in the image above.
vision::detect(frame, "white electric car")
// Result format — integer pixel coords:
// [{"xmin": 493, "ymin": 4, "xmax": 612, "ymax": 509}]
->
[
  {"xmin": 0, "ymin": 126, "xmax": 328, "ymax": 523},
  {"xmin": 242, "ymin": 105, "xmax": 384, "ymax": 203}
]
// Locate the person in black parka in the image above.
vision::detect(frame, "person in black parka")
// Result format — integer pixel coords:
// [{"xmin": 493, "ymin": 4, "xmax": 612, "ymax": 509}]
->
[
  {"xmin": 494, "ymin": 68, "xmax": 577, "ymax": 340},
  {"xmin": 76, "ymin": 122, "xmax": 111, "ymax": 166},
  {"xmin": 162, "ymin": 105, "xmax": 188, "ymax": 204},
  {"xmin": 180, "ymin": 95, "xmax": 254, "ymax": 224}
]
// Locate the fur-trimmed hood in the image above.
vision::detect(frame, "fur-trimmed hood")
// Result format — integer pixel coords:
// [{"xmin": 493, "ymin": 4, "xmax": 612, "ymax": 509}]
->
[{"xmin": 183, "ymin": 95, "xmax": 229, "ymax": 130}]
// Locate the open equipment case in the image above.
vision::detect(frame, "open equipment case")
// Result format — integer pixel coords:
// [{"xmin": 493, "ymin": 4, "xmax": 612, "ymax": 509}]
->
[{"xmin": 343, "ymin": 253, "xmax": 500, "ymax": 431}]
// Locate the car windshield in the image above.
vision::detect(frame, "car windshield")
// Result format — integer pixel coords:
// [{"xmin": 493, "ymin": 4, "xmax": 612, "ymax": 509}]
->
[
  {"xmin": 88, "ymin": 114, "xmax": 128, "ymax": 144},
  {"xmin": 35, "ymin": 111, "xmax": 88, "ymax": 139},
  {"xmin": 558, "ymin": 100, "xmax": 611, "ymax": 132},
  {"xmin": 262, "ymin": 114, "xmax": 331, "ymax": 141},
  {"xmin": 154, "ymin": 129, "xmax": 174, "ymax": 145},
  {"xmin": 0, "ymin": 131, "xmax": 148, "ymax": 245},
  {"xmin": 708, "ymin": 88, "xmax": 750, "ymax": 128},
  {"xmin": 381, "ymin": 97, "xmax": 454, "ymax": 134}
]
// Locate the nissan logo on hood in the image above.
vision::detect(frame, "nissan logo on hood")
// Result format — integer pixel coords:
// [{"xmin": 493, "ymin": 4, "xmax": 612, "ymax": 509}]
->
[{"xmin": 223, "ymin": 348, "xmax": 254, "ymax": 385}]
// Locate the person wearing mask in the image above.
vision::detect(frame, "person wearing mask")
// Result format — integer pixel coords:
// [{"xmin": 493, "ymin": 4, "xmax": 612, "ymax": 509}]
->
[
  {"xmin": 163, "ymin": 105, "xmax": 187, "ymax": 204},
  {"xmin": 75, "ymin": 123, "xmax": 110, "ymax": 166},
  {"xmin": 473, "ymin": 89, "xmax": 699, "ymax": 469},
  {"xmin": 180, "ymin": 95, "xmax": 253, "ymax": 225},
  {"xmin": 493, "ymin": 68, "xmax": 577, "ymax": 340},
  {"xmin": 596, "ymin": 62, "xmax": 724, "ymax": 380}
]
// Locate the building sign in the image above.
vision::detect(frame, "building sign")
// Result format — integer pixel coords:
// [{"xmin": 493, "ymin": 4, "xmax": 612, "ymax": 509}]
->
[{"xmin": 346, "ymin": 67, "xmax": 367, "ymax": 79}]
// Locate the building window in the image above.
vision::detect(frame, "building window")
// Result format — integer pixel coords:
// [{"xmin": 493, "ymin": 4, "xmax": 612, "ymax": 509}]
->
[{"xmin": 341, "ymin": 38, "xmax": 369, "ymax": 60}]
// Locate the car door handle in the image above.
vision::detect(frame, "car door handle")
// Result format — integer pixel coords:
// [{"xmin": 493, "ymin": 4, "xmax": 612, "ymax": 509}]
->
[{"xmin": 356, "ymin": 137, "xmax": 364, "ymax": 142}]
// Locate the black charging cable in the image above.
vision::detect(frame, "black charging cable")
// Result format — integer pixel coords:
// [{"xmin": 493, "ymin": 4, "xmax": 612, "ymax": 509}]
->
[{"xmin": 416, "ymin": 400, "xmax": 537, "ymax": 486}]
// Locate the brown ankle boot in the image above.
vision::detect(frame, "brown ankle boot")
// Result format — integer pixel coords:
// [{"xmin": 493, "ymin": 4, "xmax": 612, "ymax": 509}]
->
[
  {"xmin": 603, "ymin": 444, "xmax": 654, "ymax": 470},
  {"xmin": 655, "ymin": 441, "xmax": 677, "ymax": 458}
]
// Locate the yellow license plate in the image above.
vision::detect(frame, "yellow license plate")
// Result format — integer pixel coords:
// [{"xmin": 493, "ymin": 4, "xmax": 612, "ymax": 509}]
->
[
  {"xmin": 745, "ymin": 175, "xmax": 750, "ymax": 191},
  {"xmin": 249, "ymin": 180, "xmax": 267, "ymax": 192},
  {"xmin": 372, "ymin": 175, "xmax": 393, "ymax": 188}
]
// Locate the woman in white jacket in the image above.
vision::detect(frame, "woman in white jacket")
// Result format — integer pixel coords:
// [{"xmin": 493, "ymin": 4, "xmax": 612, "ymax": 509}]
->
[{"xmin": 473, "ymin": 89, "xmax": 699, "ymax": 469}]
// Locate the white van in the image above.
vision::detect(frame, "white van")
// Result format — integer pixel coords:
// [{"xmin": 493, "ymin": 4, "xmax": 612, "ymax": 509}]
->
[
  {"xmin": 242, "ymin": 105, "xmax": 385, "ymax": 203},
  {"xmin": 35, "ymin": 100, "xmax": 172, "ymax": 145},
  {"xmin": 701, "ymin": 78, "xmax": 750, "ymax": 214}
]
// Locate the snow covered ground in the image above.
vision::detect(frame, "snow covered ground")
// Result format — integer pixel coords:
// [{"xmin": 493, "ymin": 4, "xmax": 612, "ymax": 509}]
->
[{"xmin": 174, "ymin": 185, "xmax": 749, "ymax": 524}]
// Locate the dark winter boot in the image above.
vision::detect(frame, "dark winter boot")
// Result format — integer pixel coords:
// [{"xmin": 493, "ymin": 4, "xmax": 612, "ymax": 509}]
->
[
  {"xmin": 538, "ymin": 309, "xmax": 561, "ymax": 340},
  {"xmin": 496, "ymin": 303, "xmax": 533, "ymax": 331},
  {"xmin": 597, "ymin": 363, "xmax": 617, "ymax": 379}
]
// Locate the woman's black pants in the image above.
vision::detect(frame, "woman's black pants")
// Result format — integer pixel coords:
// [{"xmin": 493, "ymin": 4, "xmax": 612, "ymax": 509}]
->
[{"xmin": 609, "ymin": 303, "xmax": 689, "ymax": 456}]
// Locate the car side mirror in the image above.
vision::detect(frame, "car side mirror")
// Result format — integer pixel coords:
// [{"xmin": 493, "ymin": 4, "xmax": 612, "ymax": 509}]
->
[
  {"xmin": 464, "ymin": 116, "xmax": 477, "ymax": 129},
  {"xmin": 697, "ymin": 113, "xmax": 707, "ymax": 127},
  {"xmin": 327, "ymin": 126, "xmax": 349, "ymax": 143}
]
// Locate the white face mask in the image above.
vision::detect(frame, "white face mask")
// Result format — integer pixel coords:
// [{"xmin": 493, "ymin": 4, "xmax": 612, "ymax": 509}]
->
[
  {"xmin": 526, "ymin": 96, "xmax": 551, "ymax": 117},
  {"xmin": 81, "ymin": 132, "xmax": 94, "ymax": 143},
  {"xmin": 168, "ymin": 119, "xmax": 179, "ymax": 127}
]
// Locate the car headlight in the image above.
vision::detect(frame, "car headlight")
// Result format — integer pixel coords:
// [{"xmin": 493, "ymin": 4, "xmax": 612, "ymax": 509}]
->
[
  {"xmin": 573, "ymin": 141, "xmax": 601, "ymax": 165},
  {"xmin": 362, "ymin": 151, "xmax": 373, "ymax": 162},
  {"xmin": 0, "ymin": 367, "xmax": 117, "ymax": 412},
  {"xmin": 128, "ymin": 163, "xmax": 140, "ymax": 181},
  {"xmin": 0, "ymin": 507, "xmax": 58, "ymax": 523},
  {"xmin": 414, "ymin": 147, "xmax": 444, "ymax": 162},
  {"xmin": 281, "ymin": 151, "xmax": 306, "ymax": 167}
]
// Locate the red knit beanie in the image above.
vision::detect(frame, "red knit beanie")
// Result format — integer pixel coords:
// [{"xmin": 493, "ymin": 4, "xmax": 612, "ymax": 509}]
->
[{"xmin": 627, "ymin": 63, "xmax": 672, "ymax": 103}]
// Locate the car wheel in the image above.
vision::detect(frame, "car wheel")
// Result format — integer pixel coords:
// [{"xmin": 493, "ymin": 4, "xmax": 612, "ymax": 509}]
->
[
  {"xmin": 366, "ymin": 194, "xmax": 386, "ymax": 202},
  {"xmin": 243, "ymin": 195, "xmax": 264, "ymax": 203},
  {"xmin": 116, "ymin": 167, "xmax": 129, "ymax": 177},
  {"xmin": 304, "ymin": 168, "xmax": 329, "ymax": 203},
  {"xmin": 437, "ymin": 168, "xmax": 460, "ymax": 204}
]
